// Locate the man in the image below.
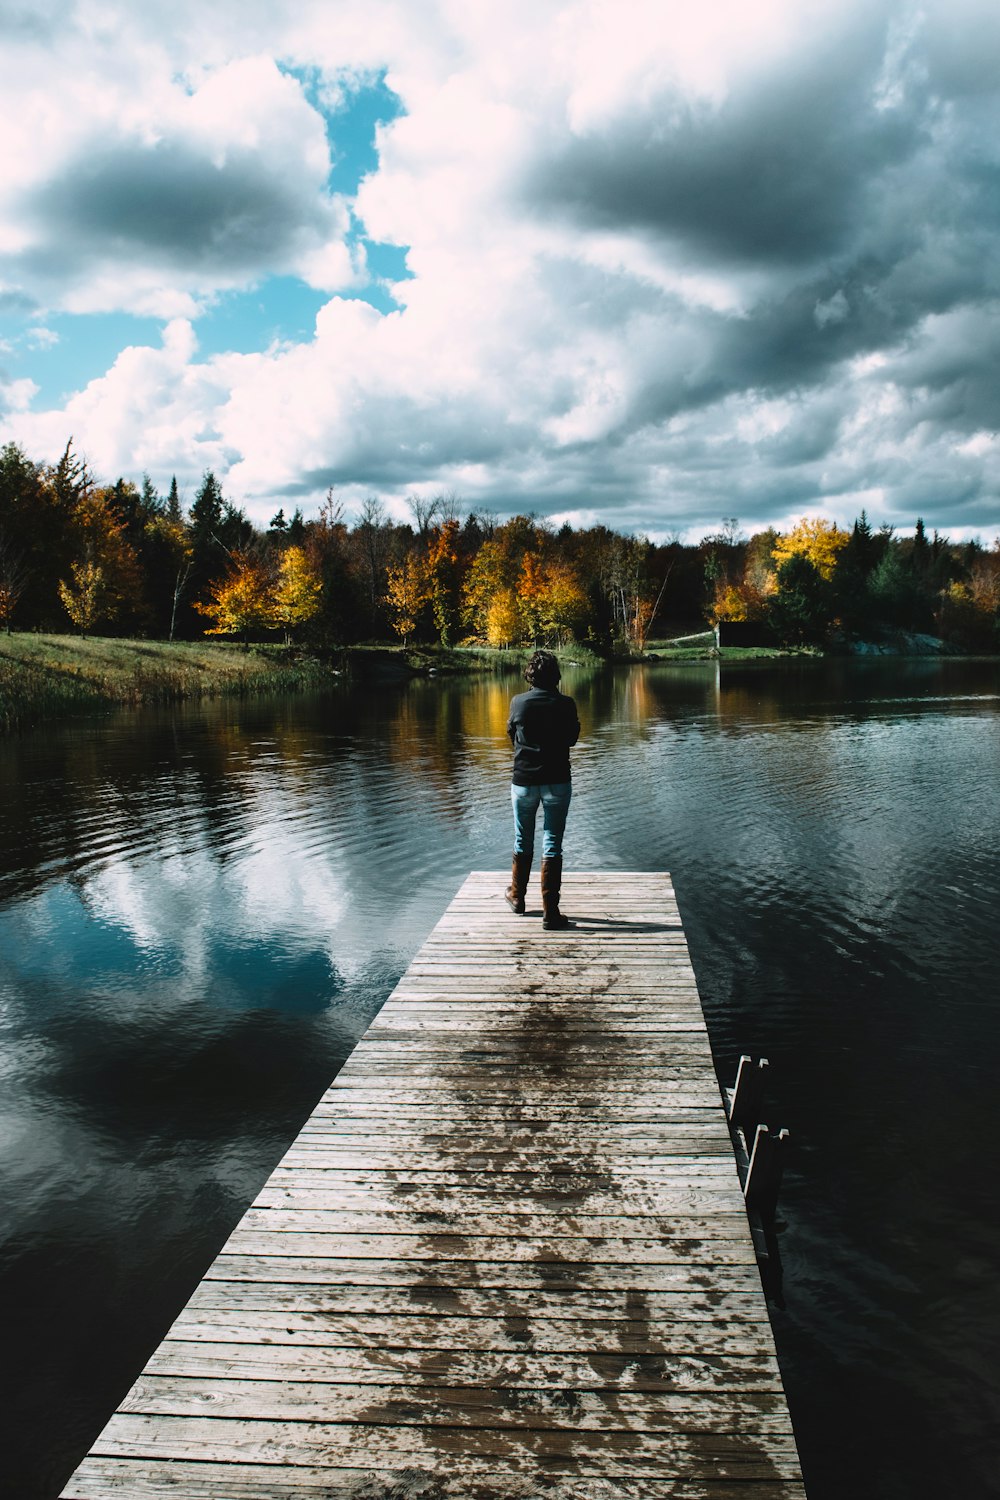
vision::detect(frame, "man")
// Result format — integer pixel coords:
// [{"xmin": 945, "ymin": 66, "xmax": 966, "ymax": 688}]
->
[{"xmin": 505, "ymin": 650, "xmax": 580, "ymax": 930}]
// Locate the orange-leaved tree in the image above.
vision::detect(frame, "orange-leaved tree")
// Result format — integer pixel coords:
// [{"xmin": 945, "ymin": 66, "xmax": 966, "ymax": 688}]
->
[
  {"xmin": 424, "ymin": 519, "xmax": 461, "ymax": 645},
  {"xmin": 517, "ymin": 552, "xmax": 547, "ymax": 643},
  {"xmin": 195, "ymin": 551, "xmax": 274, "ymax": 647}
]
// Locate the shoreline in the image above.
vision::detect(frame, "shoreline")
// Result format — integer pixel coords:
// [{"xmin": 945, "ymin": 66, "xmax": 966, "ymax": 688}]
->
[{"xmin": 0, "ymin": 632, "xmax": 974, "ymax": 735}]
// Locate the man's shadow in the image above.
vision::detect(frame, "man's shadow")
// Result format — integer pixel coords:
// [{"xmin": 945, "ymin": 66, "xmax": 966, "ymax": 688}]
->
[{"xmin": 565, "ymin": 917, "xmax": 682, "ymax": 932}]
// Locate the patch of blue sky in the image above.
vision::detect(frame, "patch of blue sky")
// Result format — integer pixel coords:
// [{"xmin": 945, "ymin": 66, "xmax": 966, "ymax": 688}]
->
[
  {"xmin": 288, "ymin": 64, "xmax": 413, "ymax": 310},
  {"xmin": 1, "ymin": 310, "xmax": 165, "ymax": 409},
  {"xmin": 194, "ymin": 278, "xmax": 330, "ymax": 359},
  {"xmin": 3, "ymin": 71, "xmax": 410, "ymax": 414},
  {"xmin": 361, "ymin": 241, "xmax": 411, "ymax": 293},
  {"xmin": 288, "ymin": 64, "xmax": 404, "ymax": 196}
]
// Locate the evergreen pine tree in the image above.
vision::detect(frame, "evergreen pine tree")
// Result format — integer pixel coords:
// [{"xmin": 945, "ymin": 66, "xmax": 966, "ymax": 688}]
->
[
  {"xmin": 181, "ymin": 471, "xmax": 226, "ymax": 637},
  {"xmin": 166, "ymin": 476, "xmax": 182, "ymax": 523},
  {"xmin": 911, "ymin": 518, "xmax": 930, "ymax": 575},
  {"xmin": 189, "ymin": 471, "xmax": 224, "ymax": 544},
  {"xmin": 140, "ymin": 474, "xmax": 162, "ymax": 517},
  {"xmin": 287, "ymin": 507, "xmax": 306, "ymax": 545}
]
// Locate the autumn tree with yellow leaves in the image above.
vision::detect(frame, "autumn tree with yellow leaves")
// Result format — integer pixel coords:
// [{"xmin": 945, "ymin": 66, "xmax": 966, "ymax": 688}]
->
[
  {"xmin": 528, "ymin": 557, "xmax": 589, "ymax": 644},
  {"xmin": 463, "ymin": 535, "xmax": 518, "ymax": 642},
  {"xmin": 484, "ymin": 588, "xmax": 521, "ymax": 647},
  {"xmin": 772, "ymin": 517, "xmax": 849, "ymax": 581},
  {"xmin": 272, "ymin": 545, "xmax": 323, "ymax": 643},
  {"xmin": 58, "ymin": 562, "xmax": 112, "ymax": 636},
  {"xmin": 385, "ymin": 554, "xmax": 428, "ymax": 646}
]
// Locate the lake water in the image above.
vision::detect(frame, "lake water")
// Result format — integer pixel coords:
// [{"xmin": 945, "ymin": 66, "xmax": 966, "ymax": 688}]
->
[{"xmin": 2, "ymin": 658, "xmax": 999, "ymax": 1499}]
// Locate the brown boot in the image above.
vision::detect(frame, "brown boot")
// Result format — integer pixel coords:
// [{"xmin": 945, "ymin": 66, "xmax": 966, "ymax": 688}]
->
[
  {"xmin": 504, "ymin": 853, "xmax": 531, "ymax": 914},
  {"xmin": 541, "ymin": 856, "xmax": 572, "ymax": 929}
]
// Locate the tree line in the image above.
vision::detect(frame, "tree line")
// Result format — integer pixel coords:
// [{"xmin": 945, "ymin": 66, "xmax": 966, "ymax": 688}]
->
[{"xmin": 1, "ymin": 441, "xmax": 998, "ymax": 650}]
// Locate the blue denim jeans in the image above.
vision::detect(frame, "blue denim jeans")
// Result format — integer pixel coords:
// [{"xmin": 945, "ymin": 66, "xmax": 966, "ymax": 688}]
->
[{"xmin": 511, "ymin": 782, "xmax": 572, "ymax": 860}]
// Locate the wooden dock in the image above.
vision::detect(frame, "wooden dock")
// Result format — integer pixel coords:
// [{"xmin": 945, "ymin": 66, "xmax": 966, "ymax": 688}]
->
[{"xmin": 63, "ymin": 871, "xmax": 805, "ymax": 1499}]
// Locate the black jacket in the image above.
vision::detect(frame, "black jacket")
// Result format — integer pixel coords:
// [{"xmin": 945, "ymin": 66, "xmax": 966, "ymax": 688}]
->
[{"xmin": 507, "ymin": 687, "xmax": 580, "ymax": 786}]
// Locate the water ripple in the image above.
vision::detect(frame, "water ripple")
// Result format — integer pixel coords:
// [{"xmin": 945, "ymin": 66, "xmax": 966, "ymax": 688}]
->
[{"xmin": 1, "ymin": 660, "xmax": 999, "ymax": 1499}]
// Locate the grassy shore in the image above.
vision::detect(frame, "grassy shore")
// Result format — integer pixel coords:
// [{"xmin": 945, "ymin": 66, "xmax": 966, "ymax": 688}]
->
[
  {"xmin": 0, "ymin": 635, "xmax": 336, "ymax": 734},
  {"xmin": 0, "ymin": 631, "xmax": 815, "ymax": 735},
  {"xmin": 0, "ymin": 635, "xmax": 556, "ymax": 733}
]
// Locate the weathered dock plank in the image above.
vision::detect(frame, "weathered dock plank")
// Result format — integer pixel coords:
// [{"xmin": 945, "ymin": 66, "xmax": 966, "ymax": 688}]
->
[{"xmin": 62, "ymin": 871, "xmax": 804, "ymax": 1499}]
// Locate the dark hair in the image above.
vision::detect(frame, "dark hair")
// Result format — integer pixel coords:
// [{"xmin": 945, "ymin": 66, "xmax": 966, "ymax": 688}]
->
[{"xmin": 524, "ymin": 649, "xmax": 561, "ymax": 689}]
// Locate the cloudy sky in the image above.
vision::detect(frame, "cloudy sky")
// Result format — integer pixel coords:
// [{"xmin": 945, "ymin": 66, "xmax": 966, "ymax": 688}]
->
[{"xmin": 1, "ymin": 0, "xmax": 999, "ymax": 540}]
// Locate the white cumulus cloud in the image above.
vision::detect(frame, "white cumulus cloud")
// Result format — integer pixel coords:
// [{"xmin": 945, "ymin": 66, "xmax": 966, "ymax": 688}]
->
[{"xmin": 1, "ymin": 0, "xmax": 999, "ymax": 539}]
